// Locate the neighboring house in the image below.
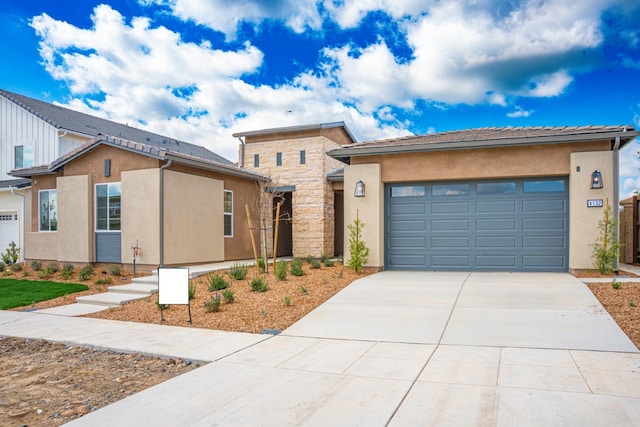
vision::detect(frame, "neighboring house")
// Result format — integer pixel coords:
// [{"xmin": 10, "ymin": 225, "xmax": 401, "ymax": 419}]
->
[
  {"xmin": 329, "ymin": 126, "xmax": 639, "ymax": 272},
  {"xmin": 11, "ymin": 134, "xmax": 265, "ymax": 271},
  {"xmin": 233, "ymin": 122, "xmax": 355, "ymax": 258}
]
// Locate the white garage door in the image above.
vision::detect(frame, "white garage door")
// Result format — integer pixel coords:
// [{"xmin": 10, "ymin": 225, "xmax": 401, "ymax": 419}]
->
[{"xmin": 0, "ymin": 213, "xmax": 19, "ymax": 254}]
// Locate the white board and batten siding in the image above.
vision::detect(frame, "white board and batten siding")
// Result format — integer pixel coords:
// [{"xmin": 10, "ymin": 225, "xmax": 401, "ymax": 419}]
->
[{"xmin": 1, "ymin": 95, "xmax": 61, "ymax": 180}]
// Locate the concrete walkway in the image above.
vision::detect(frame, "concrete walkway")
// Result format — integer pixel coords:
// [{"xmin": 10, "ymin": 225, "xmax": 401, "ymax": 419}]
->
[{"xmin": 1, "ymin": 272, "xmax": 640, "ymax": 426}]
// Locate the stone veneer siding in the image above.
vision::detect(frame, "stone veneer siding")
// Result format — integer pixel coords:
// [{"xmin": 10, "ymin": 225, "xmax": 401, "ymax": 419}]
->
[{"xmin": 242, "ymin": 135, "xmax": 346, "ymax": 257}]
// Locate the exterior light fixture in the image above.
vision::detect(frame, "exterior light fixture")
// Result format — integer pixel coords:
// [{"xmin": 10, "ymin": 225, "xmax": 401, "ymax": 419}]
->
[
  {"xmin": 354, "ymin": 180, "xmax": 365, "ymax": 197},
  {"xmin": 590, "ymin": 170, "xmax": 603, "ymax": 189}
]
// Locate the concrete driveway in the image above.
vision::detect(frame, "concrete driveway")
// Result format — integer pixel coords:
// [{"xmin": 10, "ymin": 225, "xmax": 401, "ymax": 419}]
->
[{"xmin": 3, "ymin": 272, "xmax": 639, "ymax": 426}]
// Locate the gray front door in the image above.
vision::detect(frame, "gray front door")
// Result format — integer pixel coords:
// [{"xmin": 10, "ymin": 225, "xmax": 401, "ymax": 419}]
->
[{"xmin": 385, "ymin": 178, "xmax": 569, "ymax": 272}]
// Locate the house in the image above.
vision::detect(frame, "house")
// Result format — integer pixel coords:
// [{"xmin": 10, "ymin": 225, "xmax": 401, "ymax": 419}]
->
[
  {"xmin": 3, "ymin": 89, "xmax": 265, "ymax": 271},
  {"xmin": 233, "ymin": 122, "xmax": 355, "ymax": 258},
  {"xmin": 329, "ymin": 126, "xmax": 639, "ymax": 272}
]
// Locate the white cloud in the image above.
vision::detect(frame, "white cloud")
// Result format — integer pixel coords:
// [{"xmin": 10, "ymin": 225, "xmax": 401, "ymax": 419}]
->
[
  {"xmin": 140, "ymin": 0, "xmax": 322, "ymax": 39},
  {"xmin": 507, "ymin": 106, "xmax": 533, "ymax": 118}
]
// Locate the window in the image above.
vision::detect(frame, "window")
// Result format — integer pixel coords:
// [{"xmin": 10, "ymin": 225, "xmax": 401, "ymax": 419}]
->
[
  {"xmin": 523, "ymin": 180, "xmax": 565, "ymax": 193},
  {"xmin": 254, "ymin": 154, "xmax": 259, "ymax": 167},
  {"xmin": 224, "ymin": 190, "xmax": 233, "ymax": 237},
  {"xmin": 276, "ymin": 152, "xmax": 282, "ymax": 166},
  {"xmin": 477, "ymin": 182, "xmax": 516, "ymax": 194},
  {"xmin": 300, "ymin": 150, "xmax": 306, "ymax": 165},
  {"xmin": 432, "ymin": 184, "xmax": 469, "ymax": 196},
  {"xmin": 96, "ymin": 183, "xmax": 121, "ymax": 231},
  {"xmin": 15, "ymin": 145, "xmax": 33, "ymax": 169},
  {"xmin": 39, "ymin": 190, "xmax": 57, "ymax": 231},
  {"xmin": 390, "ymin": 185, "xmax": 426, "ymax": 197}
]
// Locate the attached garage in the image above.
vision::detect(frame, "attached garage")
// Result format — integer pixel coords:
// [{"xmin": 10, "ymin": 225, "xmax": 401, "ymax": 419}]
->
[
  {"xmin": 330, "ymin": 125, "xmax": 639, "ymax": 273},
  {"xmin": 0, "ymin": 212, "xmax": 18, "ymax": 253},
  {"xmin": 385, "ymin": 178, "xmax": 568, "ymax": 271}
]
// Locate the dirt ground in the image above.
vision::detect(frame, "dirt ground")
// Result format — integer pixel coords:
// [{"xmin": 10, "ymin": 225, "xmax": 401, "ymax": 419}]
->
[{"xmin": 1, "ymin": 262, "xmax": 639, "ymax": 426}]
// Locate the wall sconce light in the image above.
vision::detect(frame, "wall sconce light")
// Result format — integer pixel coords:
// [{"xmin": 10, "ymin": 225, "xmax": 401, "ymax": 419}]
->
[
  {"xmin": 354, "ymin": 180, "xmax": 365, "ymax": 197},
  {"xmin": 590, "ymin": 170, "xmax": 603, "ymax": 189}
]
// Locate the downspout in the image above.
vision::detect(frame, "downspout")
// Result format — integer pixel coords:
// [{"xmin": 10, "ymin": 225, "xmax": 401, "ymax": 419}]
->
[
  {"xmin": 237, "ymin": 137, "xmax": 245, "ymax": 168},
  {"xmin": 10, "ymin": 187, "xmax": 25, "ymax": 263},
  {"xmin": 159, "ymin": 160, "xmax": 172, "ymax": 267},
  {"xmin": 613, "ymin": 136, "xmax": 621, "ymax": 272}
]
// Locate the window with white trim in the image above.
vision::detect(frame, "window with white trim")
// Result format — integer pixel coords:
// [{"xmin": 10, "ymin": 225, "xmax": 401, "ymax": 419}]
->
[
  {"xmin": 224, "ymin": 190, "xmax": 233, "ymax": 237},
  {"xmin": 39, "ymin": 190, "xmax": 57, "ymax": 231},
  {"xmin": 96, "ymin": 183, "xmax": 121, "ymax": 231},
  {"xmin": 15, "ymin": 145, "xmax": 33, "ymax": 169}
]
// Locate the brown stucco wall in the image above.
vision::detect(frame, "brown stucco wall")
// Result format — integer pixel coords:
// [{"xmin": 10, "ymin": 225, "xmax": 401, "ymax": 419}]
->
[
  {"xmin": 352, "ymin": 141, "xmax": 610, "ymax": 183},
  {"xmin": 63, "ymin": 145, "xmax": 161, "ymax": 181}
]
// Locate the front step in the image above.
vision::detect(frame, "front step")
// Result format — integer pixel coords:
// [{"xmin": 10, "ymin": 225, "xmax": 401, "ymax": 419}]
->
[
  {"xmin": 107, "ymin": 283, "xmax": 158, "ymax": 295},
  {"xmin": 76, "ymin": 292, "xmax": 151, "ymax": 307}
]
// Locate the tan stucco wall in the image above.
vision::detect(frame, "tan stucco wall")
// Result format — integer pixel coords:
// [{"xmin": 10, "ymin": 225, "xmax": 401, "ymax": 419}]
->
[
  {"xmin": 344, "ymin": 163, "xmax": 384, "ymax": 269},
  {"xmin": 163, "ymin": 170, "xmax": 224, "ymax": 265},
  {"xmin": 56, "ymin": 175, "xmax": 92, "ymax": 262},
  {"xmin": 24, "ymin": 232, "xmax": 57, "ymax": 261},
  {"xmin": 569, "ymin": 151, "xmax": 615, "ymax": 270},
  {"xmin": 122, "ymin": 169, "xmax": 160, "ymax": 265},
  {"xmin": 353, "ymin": 141, "xmax": 610, "ymax": 182}
]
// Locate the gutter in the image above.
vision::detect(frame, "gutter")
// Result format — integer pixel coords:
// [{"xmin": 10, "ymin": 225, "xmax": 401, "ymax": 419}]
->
[
  {"xmin": 9, "ymin": 187, "xmax": 25, "ymax": 263},
  {"xmin": 159, "ymin": 160, "xmax": 172, "ymax": 267},
  {"xmin": 613, "ymin": 136, "xmax": 621, "ymax": 272}
]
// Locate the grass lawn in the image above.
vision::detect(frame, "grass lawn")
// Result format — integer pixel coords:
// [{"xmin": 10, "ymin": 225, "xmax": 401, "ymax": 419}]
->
[{"xmin": 0, "ymin": 279, "xmax": 88, "ymax": 310}]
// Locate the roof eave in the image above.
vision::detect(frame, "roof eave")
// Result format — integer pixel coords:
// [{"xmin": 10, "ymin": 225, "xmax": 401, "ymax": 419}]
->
[
  {"xmin": 233, "ymin": 121, "xmax": 358, "ymax": 144},
  {"xmin": 328, "ymin": 130, "xmax": 640, "ymax": 161},
  {"xmin": 164, "ymin": 153, "xmax": 269, "ymax": 181}
]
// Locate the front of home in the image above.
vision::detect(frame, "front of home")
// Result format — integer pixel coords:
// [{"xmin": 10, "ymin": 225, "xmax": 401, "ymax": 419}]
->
[
  {"xmin": 330, "ymin": 126, "xmax": 638, "ymax": 273},
  {"xmin": 12, "ymin": 135, "xmax": 265, "ymax": 272}
]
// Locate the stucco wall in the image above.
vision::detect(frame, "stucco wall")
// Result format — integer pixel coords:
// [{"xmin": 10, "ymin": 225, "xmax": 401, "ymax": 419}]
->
[
  {"xmin": 122, "ymin": 169, "xmax": 160, "ymax": 265},
  {"xmin": 353, "ymin": 141, "xmax": 609, "ymax": 183},
  {"xmin": 569, "ymin": 151, "xmax": 615, "ymax": 270},
  {"xmin": 56, "ymin": 175, "xmax": 92, "ymax": 262},
  {"xmin": 163, "ymin": 170, "xmax": 224, "ymax": 265},
  {"xmin": 24, "ymin": 232, "xmax": 57, "ymax": 261},
  {"xmin": 344, "ymin": 163, "xmax": 384, "ymax": 269}
]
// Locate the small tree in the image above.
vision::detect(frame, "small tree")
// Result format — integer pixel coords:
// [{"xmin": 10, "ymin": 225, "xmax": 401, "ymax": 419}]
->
[
  {"xmin": 347, "ymin": 211, "xmax": 369, "ymax": 273},
  {"xmin": 591, "ymin": 199, "xmax": 622, "ymax": 274},
  {"xmin": 1, "ymin": 241, "xmax": 19, "ymax": 265}
]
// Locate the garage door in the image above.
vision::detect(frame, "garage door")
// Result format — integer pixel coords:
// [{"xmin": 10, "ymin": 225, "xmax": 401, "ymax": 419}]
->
[
  {"xmin": 385, "ymin": 178, "xmax": 568, "ymax": 272},
  {"xmin": 0, "ymin": 212, "xmax": 19, "ymax": 254}
]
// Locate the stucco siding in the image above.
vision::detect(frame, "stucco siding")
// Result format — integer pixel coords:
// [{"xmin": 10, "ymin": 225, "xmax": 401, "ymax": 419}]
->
[
  {"xmin": 56, "ymin": 175, "xmax": 92, "ymax": 262},
  {"xmin": 569, "ymin": 151, "xmax": 615, "ymax": 270},
  {"xmin": 122, "ymin": 169, "xmax": 160, "ymax": 265},
  {"xmin": 163, "ymin": 170, "xmax": 224, "ymax": 264},
  {"xmin": 24, "ymin": 232, "xmax": 57, "ymax": 261}
]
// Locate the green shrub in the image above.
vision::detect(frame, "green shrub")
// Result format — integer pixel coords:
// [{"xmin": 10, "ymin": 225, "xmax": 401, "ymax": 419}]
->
[
  {"xmin": 78, "ymin": 265, "xmax": 94, "ymax": 281},
  {"xmin": 61, "ymin": 264, "xmax": 74, "ymax": 280},
  {"xmin": 282, "ymin": 296, "xmax": 291, "ymax": 307},
  {"xmin": 347, "ymin": 216, "xmax": 369, "ymax": 272},
  {"xmin": 0, "ymin": 261, "xmax": 4, "ymax": 272},
  {"xmin": 591, "ymin": 201, "xmax": 621, "ymax": 274},
  {"xmin": 250, "ymin": 276, "xmax": 269, "ymax": 292},
  {"xmin": 108, "ymin": 264, "xmax": 121, "ymax": 276},
  {"xmin": 630, "ymin": 300, "xmax": 637, "ymax": 307},
  {"xmin": 305, "ymin": 255, "xmax": 316, "ymax": 264},
  {"xmin": 309, "ymin": 259, "xmax": 321, "ymax": 269},
  {"xmin": 156, "ymin": 298, "xmax": 169, "ymax": 312},
  {"xmin": 188, "ymin": 283, "xmax": 197, "ymax": 300},
  {"xmin": 207, "ymin": 273, "xmax": 229, "ymax": 291},
  {"xmin": 94, "ymin": 277, "xmax": 112, "ymax": 285},
  {"xmin": 275, "ymin": 260, "xmax": 288, "ymax": 281},
  {"xmin": 1, "ymin": 241, "xmax": 19, "ymax": 265},
  {"xmin": 229, "ymin": 262, "xmax": 248, "ymax": 280},
  {"xmin": 299, "ymin": 285, "xmax": 308, "ymax": 295},
  {"xmin": 222, "ymin": 288, "xmax": 235, "ymax": 304},
  {"xmin": 10, "ymin": 263, "xmax": 22, "ymax": 272},
  {"xmin": 290, "ymin": 258, "xmax": 304, "ymax": 276},
  {"xmin": 30, "ymin": 260, "xmax": 42, "ymax": 271},
  {"xmin": 203, "ymin": 294, "xmax": 221, "ymax": 313},
  {"xmin": 257, "ymin": 257, "xmax": 266, "ymax": 273},
  {"xmin": 46, "ymin": 262, "xmax": 59, "ymax": 274},
  {"xmin": 323, "ymin": 257, "xmax": 334, "ymax": 267},
  {"xmin": 612, "ymin": 280, "xmax": 622, "ymax": 290}
]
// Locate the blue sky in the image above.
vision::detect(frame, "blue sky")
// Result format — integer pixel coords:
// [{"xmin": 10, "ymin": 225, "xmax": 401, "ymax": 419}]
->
[{"xmin": 1, "ymin": 0, "xmax": 639, "ymax": 196}]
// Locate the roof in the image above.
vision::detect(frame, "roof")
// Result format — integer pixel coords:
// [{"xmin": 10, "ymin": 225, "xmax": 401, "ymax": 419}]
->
[
  {"xmin": 233, "ymin": 121, "xmax": 358, "ymax": 144},
  {"xmin": 0, "ymin": 89, "xmax": 232, "ymax": 166},
  {"xmin": 328, "ymin": 125, "xmax": 639, "ymax": 162},
  {"xmin": 0, "ymin": 178, "xmax": 31, "ymax": 190},
  {"xmin": 326, "ymin": 168, "xmax": 344, "ymax": 182},
  {"xmin": 11, "ymin": 135, "xmax": 268, "ymax": 182}
]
